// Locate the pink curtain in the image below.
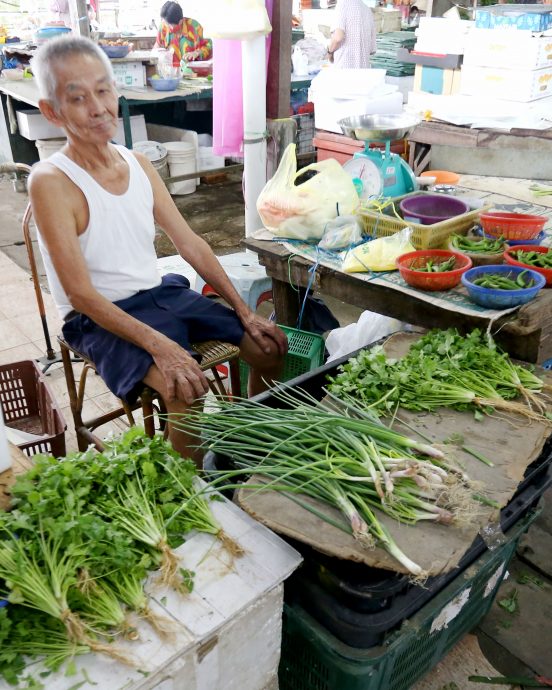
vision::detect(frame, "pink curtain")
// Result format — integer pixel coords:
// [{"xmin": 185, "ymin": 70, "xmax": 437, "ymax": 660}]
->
[{"xmin": 212, "ymin": 0, "xmax": 274, "ymax": 157}]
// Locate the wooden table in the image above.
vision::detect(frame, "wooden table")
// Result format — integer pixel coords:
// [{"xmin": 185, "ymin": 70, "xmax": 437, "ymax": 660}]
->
[
  {"xmin": 244, "ymin": 237, "xmax": 552, "ymax": 364},
  {"xmin": 408, "ymin": 121, "xmax": 552, "ymax": 176}
]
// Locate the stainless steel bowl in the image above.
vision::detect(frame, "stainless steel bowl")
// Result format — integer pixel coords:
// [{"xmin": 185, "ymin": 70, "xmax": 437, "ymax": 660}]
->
[{"xmin": 338, "ymin": 113, "xmax": 421, "ymax": 142}]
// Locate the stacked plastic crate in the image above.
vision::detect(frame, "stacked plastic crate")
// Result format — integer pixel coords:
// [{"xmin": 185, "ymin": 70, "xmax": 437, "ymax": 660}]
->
[{"xmin": 293, "ymin": 112, "xmax": 316, "ymax": 155}]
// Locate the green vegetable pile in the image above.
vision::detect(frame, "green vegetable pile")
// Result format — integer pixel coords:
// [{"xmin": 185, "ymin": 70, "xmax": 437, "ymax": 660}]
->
[
  {"xmin": 511, "ymin": 249, "xmax": 552, "ymax": 268},
  {"xmin": 0, "ymin": 429, "xmax": 238, "ymax": 684},
  {"xmin": 328, "ymin": 328, "xmax": 548, "ymax": 421},
  {"xmin": 179, "ymin": 388, "xmax": 481, "ymax": 578},
  {"xmin": 450, "ymin": 234, "xmax": 505, "ymax": 254},
  {"xmin": 472, "ymin": 270, "xmax": 535, "ymax": 290},
  {"xmin": 411, "ymin": 256, "xmax": 456, "ymax": 273}
]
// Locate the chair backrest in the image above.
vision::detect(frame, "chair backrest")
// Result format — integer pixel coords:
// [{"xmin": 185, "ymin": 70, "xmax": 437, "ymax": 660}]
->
[{"xmin": 22, "ymin": 203, "xmax": 58, "ymax": 361}]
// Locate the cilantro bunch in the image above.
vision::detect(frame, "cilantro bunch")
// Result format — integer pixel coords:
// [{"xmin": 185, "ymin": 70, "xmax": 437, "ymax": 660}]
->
[{"xmin": 0, "ymin": 428, "xmax": 233, "ymax": 684}]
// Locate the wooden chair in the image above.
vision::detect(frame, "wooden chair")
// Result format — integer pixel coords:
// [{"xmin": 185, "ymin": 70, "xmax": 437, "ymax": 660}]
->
[
  {"xmin": 59, "ymin": 337, "xmax": 241, "ymax": 452},
  {"xmin": 21, "ymin": 201, "xmax": 241, "ymax": 451}
]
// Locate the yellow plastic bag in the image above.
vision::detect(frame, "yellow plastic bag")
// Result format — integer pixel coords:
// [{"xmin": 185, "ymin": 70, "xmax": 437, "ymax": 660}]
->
[
  {"xmin": 257, "ymin": 143, "xmax": 359, "ymax": 241},
  {"xmin": 342, "ymin": 228, "xmax": 415, "ymax": 273}
]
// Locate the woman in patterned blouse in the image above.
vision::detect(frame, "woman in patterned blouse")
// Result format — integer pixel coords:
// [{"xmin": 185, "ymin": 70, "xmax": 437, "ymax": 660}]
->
[{"xmin": 155, "ymin": 1, "xmax": 212, "ymax": 67}]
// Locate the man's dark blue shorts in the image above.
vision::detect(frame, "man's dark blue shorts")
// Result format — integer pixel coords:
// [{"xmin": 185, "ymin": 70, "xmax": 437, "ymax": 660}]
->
[{"xmin": 62, "ymin": 273, "xmax": 245, "ymax": 404}]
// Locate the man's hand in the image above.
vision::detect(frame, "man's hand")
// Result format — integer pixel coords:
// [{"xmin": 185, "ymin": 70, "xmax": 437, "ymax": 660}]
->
[
  {"xmin": 152, "ymin": 339, "xmax": 209, "ymax": 404},
  {"xmin": 241, "ymin": 312, "xmax": 288, "ymax": 356}
]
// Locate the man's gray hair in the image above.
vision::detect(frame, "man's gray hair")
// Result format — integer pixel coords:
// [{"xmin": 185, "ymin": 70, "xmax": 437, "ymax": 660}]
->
[{"xmin": 32, "ymin": 35, "xmax": 114, "ymax": 103}]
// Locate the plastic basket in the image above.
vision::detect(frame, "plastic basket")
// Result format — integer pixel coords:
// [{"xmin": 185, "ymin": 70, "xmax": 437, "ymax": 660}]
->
[
  {"xmin": 240, "ymin": 326, "xmax": 325, "ymax": 392},
  {"xmin": 0, "ymin": 360, "xmax": 66, "ymax": 457},
  {"xmin": 359, "ymin": 192, "xmax": 488, "ymax": 250},
  {"xmin": 279, "ymin": 509, "xmax": 539, "ymax": 690}
]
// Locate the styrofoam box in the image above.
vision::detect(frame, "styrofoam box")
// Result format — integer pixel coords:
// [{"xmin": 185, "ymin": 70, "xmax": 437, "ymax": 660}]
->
[
  {"xmin": 17, "ymin": 109, "xmax": 64, "ymax": 140},
  {"xmin": 460, "ymin": 64, "xmax": 552, "ymax": 102},
  {"xmin": 199, "ymin": 146, "xmax": 225, "ymax": 172},
  {"xmin": 0, "ymin": 483, "xmax": 302, "ymax": 690},
  {"xmin": 18, "ymin": 109, "xmax": 148, "ymax": 144},
  {"xmin": 112, "ymin": 60, "xmax": 147, "ymax": 89},
  {"xmin": 463, "ymin": 29, "xmax": 552, "ymax": 69},
  {"xmin": 311, "ymin": 91, "xmax": 403, "ymax": 134},
  {"xmin": 113, "ymin": 115, "xmax": 148, "ymax": 146}
]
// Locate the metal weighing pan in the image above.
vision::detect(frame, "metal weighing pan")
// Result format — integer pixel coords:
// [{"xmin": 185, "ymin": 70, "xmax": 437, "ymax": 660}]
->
[{"xmin": 338, "ymin": 114, "xmax": 421, "ymax": 142}]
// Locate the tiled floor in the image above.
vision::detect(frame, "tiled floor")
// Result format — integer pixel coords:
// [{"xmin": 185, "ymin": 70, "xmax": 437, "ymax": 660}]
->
[{"xmin": 0, "ymin": 251, "xmax": 198, "ymax": 453}]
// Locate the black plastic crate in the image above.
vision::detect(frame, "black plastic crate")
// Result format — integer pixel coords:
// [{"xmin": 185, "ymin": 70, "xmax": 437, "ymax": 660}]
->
[
  {"xmin": 285, "ymin": 465, "xmax": 551, "ymax": 648},
  {"xmin": 279, "ymin": 509, "xmax": 540, "ymax": 690}
]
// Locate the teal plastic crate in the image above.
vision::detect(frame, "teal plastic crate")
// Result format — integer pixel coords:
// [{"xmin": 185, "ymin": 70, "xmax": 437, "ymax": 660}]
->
[
  {"xmin": 279, "ymin": 508, "xmax": 540, "ymax": 690},
  {"xmin": 240, "ymin": 325, "xmax": 325, "ymax": 391}
]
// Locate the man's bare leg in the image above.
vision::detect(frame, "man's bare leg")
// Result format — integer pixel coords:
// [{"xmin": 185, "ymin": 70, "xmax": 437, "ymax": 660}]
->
[
  {"xmin": 238, "ymin": 332, "xmax": 285, "ymax": 397},
  {"xmin": 142, "ymin": 364, "xmax": 204, "ymax": 468}
]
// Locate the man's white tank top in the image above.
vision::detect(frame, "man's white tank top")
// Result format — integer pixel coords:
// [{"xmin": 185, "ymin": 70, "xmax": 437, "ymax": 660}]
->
[{"xmin": 37, "ymin": 144, "xmax": 162, "ymax": 319}]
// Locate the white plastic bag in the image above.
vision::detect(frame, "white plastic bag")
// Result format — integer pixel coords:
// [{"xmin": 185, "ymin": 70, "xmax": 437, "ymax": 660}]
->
[
  {"xmin": 325, "ymin": 311, "xmax": 404, "ymax": 363},
  {"xmin": 257, "ymin": 143, "xmax": 359, "ymax": 241},
  {"xmin": 292, "ymin": 46, "xmax": 309, "ymax": 76},
  {"xmin": 319, "ymin": 215, "xmax": 363, "ymax": 250}
]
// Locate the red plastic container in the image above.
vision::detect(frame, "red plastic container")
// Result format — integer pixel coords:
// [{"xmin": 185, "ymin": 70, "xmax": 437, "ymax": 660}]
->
[
  {"xmin": 503, "ymin": 245, "xmax": 552, "ymax": 286},
  {"xmin": 480, "ymin": 212, "xmax": 546, "ymax": 241},
  {"xmin": 396, "ymin": 249, "xmax": 472, "ymax": 291}
]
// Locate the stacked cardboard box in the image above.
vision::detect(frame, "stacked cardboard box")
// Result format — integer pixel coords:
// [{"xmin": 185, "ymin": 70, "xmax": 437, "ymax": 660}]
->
[
  {"xmin": 461, "ymin": 28, "xmax": 552, "ymax": 102},
  {"xmin": 402, "ymin": 18, "xmax": 472, "ymax": 96}
]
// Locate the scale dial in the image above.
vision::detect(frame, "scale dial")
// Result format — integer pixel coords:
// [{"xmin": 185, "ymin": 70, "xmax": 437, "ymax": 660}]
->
[{"xmin": 342, "ymin": 157, "xmax": 383, "ymax": 200}]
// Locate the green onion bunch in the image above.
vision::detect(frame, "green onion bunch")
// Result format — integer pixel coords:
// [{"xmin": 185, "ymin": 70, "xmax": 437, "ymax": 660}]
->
[{"xmin": 173, "ymin": 388, "xmax": 480, "ymax": 578}]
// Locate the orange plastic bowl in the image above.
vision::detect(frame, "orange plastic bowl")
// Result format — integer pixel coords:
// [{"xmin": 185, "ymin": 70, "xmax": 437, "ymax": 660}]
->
[
  {"xmin": 420, "ymin": 170, "xmax": 460, "ymax": 185},
  {"xmin": 480, "ymin": 212, "xmax": 546, "ymax": 241},
  {"xmin": 503, "ymin": 245, "xmax": 552, "ymax": 286},
  {"xmin": 396, "ymin": 250, "xmax": 472, "ymax": 291}
]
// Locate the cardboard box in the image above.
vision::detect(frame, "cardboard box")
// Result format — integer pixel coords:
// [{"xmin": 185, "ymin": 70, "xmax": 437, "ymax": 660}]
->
[
  {"xmin": 16, "ymin": 109, "xmax": 64, "ymax": 140},
  {"xmin": 475, "ymin": 5, "xmax": 552, "ymax": 31},
  {"xmin": 461, "ymin": 64, "xmax": 552, "ymax": 102},
  {"xmin": 414, "ymin": 65, "xmax": 462, "ymax": 96},
  {"xmin": 111, "ymin": 61, "xmax": 147, "ymax": 89},
  {"xmin": 464, "ymin": 29, "xmax": 552, "ymax": 69}
]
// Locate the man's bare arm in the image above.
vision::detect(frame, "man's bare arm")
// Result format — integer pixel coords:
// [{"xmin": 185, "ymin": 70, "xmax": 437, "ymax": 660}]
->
[
  {"xmin": 135, "ymin": 153, "xmax": 287, "ymax": 356},
  {"xmin": 28, "ymin": 164, "xmax": 209, "ymax": 402}
]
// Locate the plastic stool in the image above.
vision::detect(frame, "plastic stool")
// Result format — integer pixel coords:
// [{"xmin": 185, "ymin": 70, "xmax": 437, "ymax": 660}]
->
[{"xmin": 194, "ymin": 251, "xmax": 273, "ymax": 311}]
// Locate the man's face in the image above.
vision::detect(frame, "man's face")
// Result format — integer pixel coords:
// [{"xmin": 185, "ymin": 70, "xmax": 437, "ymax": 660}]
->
[{"xmin": 49, "ymin": 54, "xmax": 119, "ymax": 144}]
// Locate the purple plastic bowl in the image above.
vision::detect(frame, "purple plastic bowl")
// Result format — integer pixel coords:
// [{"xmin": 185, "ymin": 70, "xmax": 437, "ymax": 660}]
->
[{"xmin": 400, "ymin": 194, "xmax": 470, "ymax": 225}]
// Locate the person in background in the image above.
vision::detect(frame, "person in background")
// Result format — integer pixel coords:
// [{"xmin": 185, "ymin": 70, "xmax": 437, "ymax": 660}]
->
[
  {"xmin": 327, "ymin": 0, "xmax": 377, "ymax": 69},
  {"xmin": 155, "ymin": 1, "xmax": 212, "ymax": 67},
  {"xmin": 49, "ymin": 0, "xmax": 71, "ymax": 26}
]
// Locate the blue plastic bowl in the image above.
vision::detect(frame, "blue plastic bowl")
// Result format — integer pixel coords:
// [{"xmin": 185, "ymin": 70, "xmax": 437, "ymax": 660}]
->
[
  {"xmin": 100, "ymin": 44, "xmax": 131, "ymax": 58},
  {"xmin": 148, "ymin": 77, "xmax": 180, "ymax": 91},
  {"xmin": 461, "ymin": 264, "xmax": 545, "ymax": 308},
  {"xmin": 35, "ymin": 26, "xmax": 72, "ymax": 42}
]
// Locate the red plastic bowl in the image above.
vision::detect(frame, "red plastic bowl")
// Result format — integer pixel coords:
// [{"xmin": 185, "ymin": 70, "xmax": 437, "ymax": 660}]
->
[
  {"xmin": 396, "ymin": 250, "xmax": 472, "ymax": 291},
  {"xmin": 503, "ymin": 244, "xmax": 552, "ymax": 286},
  {"xmin": 480, "ymin": 212, "xmax": 546, "ymax": 241}
]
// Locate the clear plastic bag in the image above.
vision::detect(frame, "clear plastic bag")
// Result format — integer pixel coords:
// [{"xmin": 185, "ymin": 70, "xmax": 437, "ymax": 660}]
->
[
  {"xmin": 319, "ymin": 215, "xmax": 363, "ymax": 250},
  {"xmin": 257, "ymin": 143, "xmax": 359, "ymax": 241},
  {"xmin": 342, "ymin": 227, "xmax": 415, "ymax": 273}
]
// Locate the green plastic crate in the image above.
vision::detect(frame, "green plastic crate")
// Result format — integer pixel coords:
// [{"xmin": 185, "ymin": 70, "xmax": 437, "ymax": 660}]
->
[
  {"xmin": 279, "ymin": 509, "xmax": 540, "ymax": 690},
  {"xmin": 240, "ymin": 325, "xmax": 325, "ymax": 392}
]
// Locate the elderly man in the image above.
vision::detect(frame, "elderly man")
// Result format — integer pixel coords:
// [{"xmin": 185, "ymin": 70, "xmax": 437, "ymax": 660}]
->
[{"xmin": 29, "ymin": 36, "xmax": 286, "ymax": 462}]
